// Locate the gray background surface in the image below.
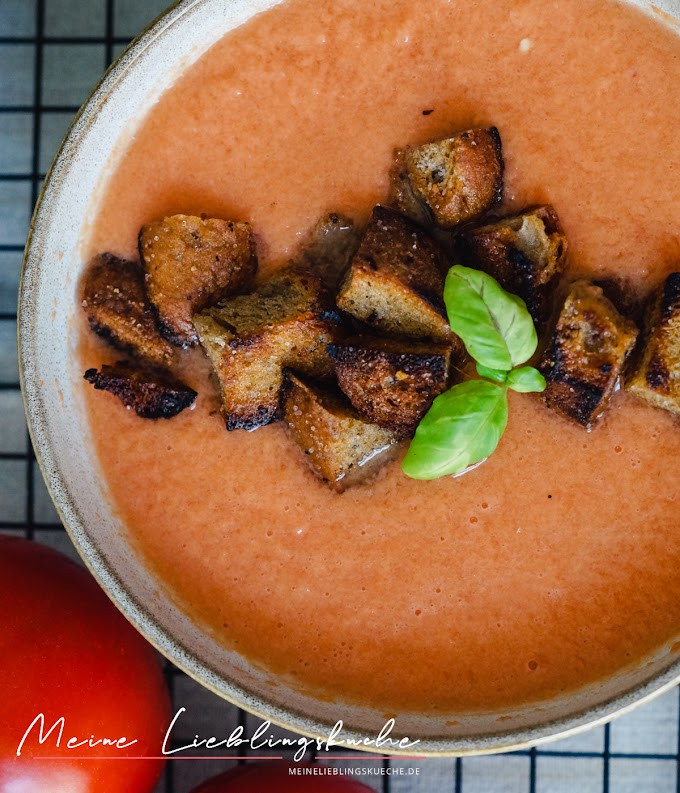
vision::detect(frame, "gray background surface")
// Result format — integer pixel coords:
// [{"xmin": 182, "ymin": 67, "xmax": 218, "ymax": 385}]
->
[{"xmin": 1, "ymin": 0, "xmax": 679, "ymax": 790}]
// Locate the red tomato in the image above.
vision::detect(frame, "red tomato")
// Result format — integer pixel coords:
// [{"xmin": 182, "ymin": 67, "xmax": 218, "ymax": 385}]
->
[
  {"xmin": 0, "ymin": 536, "xmax": 171, "ymax": 792},
  {"xmin": 192, "ymin": 763, "xmax": 376, "ymax": 792}
]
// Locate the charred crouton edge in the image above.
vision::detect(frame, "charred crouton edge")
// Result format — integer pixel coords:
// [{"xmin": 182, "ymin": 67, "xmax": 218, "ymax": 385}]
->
[
  {"xmin": 139, "ymin": 214, "xmax": 258, "ymax": 349},
  {"xmin": 281, "ymin": 371, "xmax": 400, "ymax": 489},
  {"xmin": 194, "ymin": 270, "xmax": 342, "ymax": 431},
  {"xmin": 460, "ymin": 205, "xmax": 568, "ymax": 325},
  {"xmin": 627, "ymin": 272, "xmax": 680, "ymax": 416},
  {"xmin": 80, "ymin": 253, "xmax": 175, "ymax": 366},
  {"xmin": 291, "ymin": 212, "xmax": 362, "ymax": 290},
  {"xmin": 390, "ymin": 127, "xmax": 504, "ymax": 229},
  {"xmin": 329, "ymin": 336, "xmax": 453, "ymax": 436},
  {"xmin": 591, "ymin": 278, "xmax": 645, "ymax": 329},
  {"xmin": 540, "ymin": 281, "xmax": 638, "ymax": 428},
  {"xmin": 336, "ymin": 205, "xmax": 451, "ymax": 342},
  {"xmin": 84, "ymin": 361, "xmax": 196, "ymax": 419}
]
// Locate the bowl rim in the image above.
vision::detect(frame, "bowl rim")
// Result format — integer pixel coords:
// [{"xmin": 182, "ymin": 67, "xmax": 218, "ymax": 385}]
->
[{"xmin": 18, "ymin": 0, "xmax": 680, "ymax": 758}]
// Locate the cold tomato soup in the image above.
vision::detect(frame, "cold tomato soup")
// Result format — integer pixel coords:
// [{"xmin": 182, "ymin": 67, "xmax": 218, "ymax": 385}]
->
[{"xmin": 83, "ymin": 0, "xmax": 680, "ymax": 713}]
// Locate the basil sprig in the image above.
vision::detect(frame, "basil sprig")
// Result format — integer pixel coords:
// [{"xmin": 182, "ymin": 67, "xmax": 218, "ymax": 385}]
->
[
  {"xmin": 444, "ymin": 265, "xmax": 538, "ymax": 369},
  {"xmin": 402, "ymin": 266, "xmax": 546, "ymax": 481}
]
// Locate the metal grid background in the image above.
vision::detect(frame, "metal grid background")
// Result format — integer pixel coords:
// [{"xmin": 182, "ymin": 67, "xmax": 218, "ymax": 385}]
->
[{"xmin": 2, "ymin": 0, "xmax": 680, "ymax": 790}]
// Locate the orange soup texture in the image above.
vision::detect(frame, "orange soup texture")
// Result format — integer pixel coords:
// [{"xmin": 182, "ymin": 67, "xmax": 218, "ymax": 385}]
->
[{"xmin": 83, "ymin": 0, "xmax": 680, "ymax": 713}]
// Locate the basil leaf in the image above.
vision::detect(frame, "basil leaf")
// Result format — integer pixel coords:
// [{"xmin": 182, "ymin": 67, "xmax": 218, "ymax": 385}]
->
[
  {"xmin": 444, "ymin": 265, "xmax": 538, "ymax": 370},
  {"xmin": 476, "ymin": 363, "xmax": 507, "ymax": 384},
  {"xmin": 402, "ymin": 380, "xmax": 509, "ymax": 480},
  {"xmin": 506, "ymin": 366, "xmax": 546, "ymax": 393}
]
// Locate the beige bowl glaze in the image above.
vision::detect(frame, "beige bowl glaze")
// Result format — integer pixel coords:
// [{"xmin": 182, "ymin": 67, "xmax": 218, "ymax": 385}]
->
[{"xmin": 18, "ymin": 0, "xmax": 680, "ymax": 756}]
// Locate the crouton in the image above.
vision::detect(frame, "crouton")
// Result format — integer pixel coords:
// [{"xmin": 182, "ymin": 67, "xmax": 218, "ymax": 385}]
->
[
  {"xmin": 328, "ymin": 336, "xmax": 453, "ymax": 436},
  {"xmin": 390, "ymin": 127, "xmax": 503, "ymax": 229},
  {"xmin": 80, "ymin": 253, "xmax": 175, "ymax": 366},
  {"xmin": 593, "ymin": 278, "xmax": 644, "ymax": 325},
  {"xmin": 627, "ymin": 272, "xmax": 680, "ymax": 416},
  {"xmin": 194, "ymin": 270, "xmax": 342, "ymax": 431},
  {"xmin": 336, "ymin": 206, "xmax": 451, "ymax": 342},
  {"xmin": 292, "ymin": 212, "xmax": 362, "ymax": 290},
  {"xmin": 281, "ymin": 371, "xmax": 399, "ymax": 489},
  {"xmin": 539, "ymin": 281, "xmax": 638, "ymax": 428},
  {"xmin": 84, "ymin": 361, "xmax": 196, "ymax": 419},
  {"xmin": 460, "ymin": 205, "xmax": 568, "ymax": 324},
  {"xmin": 139, "ymin": 214, "xmax": 257, "ymax": 348}
]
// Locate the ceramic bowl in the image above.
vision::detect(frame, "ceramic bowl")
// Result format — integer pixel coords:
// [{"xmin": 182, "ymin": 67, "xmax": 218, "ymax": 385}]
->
[{"xmin": 19, "ymin": 0, "xmax": 680, "ymax": 755}]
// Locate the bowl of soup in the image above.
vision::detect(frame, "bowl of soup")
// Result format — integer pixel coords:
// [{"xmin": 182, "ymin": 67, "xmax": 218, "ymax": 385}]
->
[{"xmin": 19, "ymin": 0, "xmax": 680, "ymax": 754}]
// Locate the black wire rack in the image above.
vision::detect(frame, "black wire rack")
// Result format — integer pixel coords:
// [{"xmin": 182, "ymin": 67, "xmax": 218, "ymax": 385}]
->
[{"xmin": 2, "ymin": 1, "xmax": 680, "ymax": 791}]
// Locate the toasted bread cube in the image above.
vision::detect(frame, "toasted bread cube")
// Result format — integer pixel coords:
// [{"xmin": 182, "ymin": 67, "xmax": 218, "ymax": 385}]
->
[
  {"xmin": 627, "ymin": 273, "xmax": 680, "ymax": 415},
  {"xmin": 84, "ymin": 361, "xmax": 196, "ymax": 419},
  {"xmin": 139, "ymin": 214, "xmax": 257, "ymax": 348},
  {"xmin": 80, "ymin": 253, "xmax": 175, "ymax": 366},
  {"xmin": 281, "ymin": 371, "xmax": 399, "ymax": 489},
  {"xmin": 460, "ymin": 205, "xmax": 568, "ymax": 324},
  {"xmin": 292, "ymin": 212, "xmax": 362, "ymax": 290},
  {"xmin": 336, "ymin": 206, "xmax": 450, "ymax": 342},
  {"xmin": 540, "ymin": 281, "xmax": 638, "ymax": 428},
  {"xmin": 194, "ymin": 271, "xmax": 342, "ymax": 431},
  {"xmin": 390, "ymin": 127, "xmax": 503, "ymax": 229},
  {"xmin": 329, "ymin": 336, "xmax": 452, "ymax": 436},
  {"xmin": 592, "ymin": 278, "xmax": 645, "ymax": 326}
]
